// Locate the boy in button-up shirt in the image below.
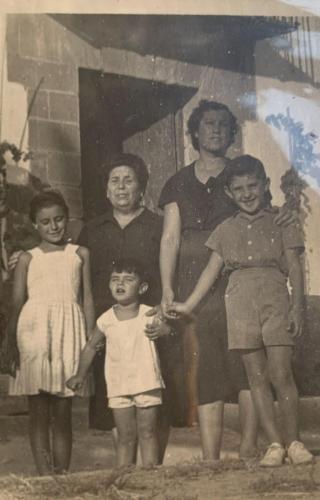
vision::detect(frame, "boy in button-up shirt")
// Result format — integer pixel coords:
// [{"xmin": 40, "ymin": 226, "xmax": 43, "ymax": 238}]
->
[{"xmin": 168, "ymin": 155, "xmax": 313, "ymax": 468}]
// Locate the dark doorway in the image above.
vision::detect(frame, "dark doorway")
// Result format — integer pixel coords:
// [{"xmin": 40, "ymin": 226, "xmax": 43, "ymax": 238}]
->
[{"xmin": 78, "ymin": 69, "xmax": 196, "ymax": 219}]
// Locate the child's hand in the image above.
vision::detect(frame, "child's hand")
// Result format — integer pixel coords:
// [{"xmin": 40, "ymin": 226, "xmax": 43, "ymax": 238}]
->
[
  {"xmin": 66, "ymin": 375, "xmax": 84, "ymax": 392},
  {"xmin": 145, "ymin": 313, "xmax": 172, "ymax": 340},
  {"xmin": 4, "ymin": 334, "xmax": 20, "ymax": 377},
  {"xmin": 287, "ymin": 307, "xmax": 303, "ymax": 338}
]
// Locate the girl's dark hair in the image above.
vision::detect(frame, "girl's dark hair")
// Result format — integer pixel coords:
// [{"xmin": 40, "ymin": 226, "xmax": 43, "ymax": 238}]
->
[
  {"xmin": 225, "ymin": 155, "xmax": 267, "ymax": 188},
  {"xmin": 29, "ymin": 189, "xmax": 69, "ymax": 223},
  {"xmin": 187, "ymin": 100, "xmax": 238, "ymax": 151},
  {"xmin": 110, "ymin": 258, "xmax": 148, "ymax": 283},
  {"xmin": 101, "ymin": 153, "xmax": 149, "ymax": 193}
]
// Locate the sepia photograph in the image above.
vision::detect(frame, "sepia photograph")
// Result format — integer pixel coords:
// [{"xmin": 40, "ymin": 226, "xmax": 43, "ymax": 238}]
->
[{"xmin": 0, "ymin": 1, "xmax": 319, "ymax": 498}]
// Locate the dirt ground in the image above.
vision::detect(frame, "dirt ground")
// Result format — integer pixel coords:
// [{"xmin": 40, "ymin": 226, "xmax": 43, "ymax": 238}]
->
[{"xmin": 0, "ymin": 397, "xmax": 320, "ymax": 499}]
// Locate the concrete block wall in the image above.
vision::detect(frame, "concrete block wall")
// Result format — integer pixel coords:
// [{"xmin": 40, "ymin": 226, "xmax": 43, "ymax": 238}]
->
[
  {"xmin": 6, "ymin": 14, "xmax": 255, "ymax": 225},
  {"xmin": 5, "ymin": 14, "xmax": 102, "ymax": 222}
]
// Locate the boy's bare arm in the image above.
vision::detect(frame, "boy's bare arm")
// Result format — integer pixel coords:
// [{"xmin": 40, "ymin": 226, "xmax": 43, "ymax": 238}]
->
[
  {"xmin": 285, "ymin": 248, "xmax": 304, "ymax": 338},
  {"xmin": 169, "ymin": 251, "xmax": 224, "ymax": 316}
]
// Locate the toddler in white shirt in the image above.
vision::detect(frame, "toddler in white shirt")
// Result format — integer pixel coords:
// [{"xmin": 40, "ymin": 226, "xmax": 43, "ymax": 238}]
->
[{"xmin": 67, "ymin": 258, "xmax": 164, "ymax": 467}]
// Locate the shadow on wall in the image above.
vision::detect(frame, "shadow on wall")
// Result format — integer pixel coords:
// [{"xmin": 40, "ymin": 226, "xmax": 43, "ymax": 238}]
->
[{"xmin": 265, "ymin": 109, "xmax": 320, "ymax": 396}]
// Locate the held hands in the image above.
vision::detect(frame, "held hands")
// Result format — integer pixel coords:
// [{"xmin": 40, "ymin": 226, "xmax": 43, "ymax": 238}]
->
[
  {"xmin": 144, "ymin": 290, "xmax": 176, "ymax": 340},
  {"xmin": 145, "ymin": 309, "xmax": 172, "ymax": 341},
  {"xmin": 161, "ymin": 288, "xmax": 191, "ymax": 321},
  {"xmin": 66, "ymin": 374, "xmax": 84, "ymax": 392},
  {"xmin": 166, "ymin": 302, "xmax": 194, "ymax": 321},
  {"xmin": 287, "ymin": 306, "xmax": 304, "ymax": 338},
  {"xmin": 161, "ymin": 288, "xmax": 175, "ymax": 320}
]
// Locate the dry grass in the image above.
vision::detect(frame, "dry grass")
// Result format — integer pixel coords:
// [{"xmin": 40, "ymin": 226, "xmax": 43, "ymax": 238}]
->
[
  {"xmin": 251, "ymin": 463, "xmax": 320, "ymax": 495},
  {"xmin": 0, "ymin": 459, "xmax": 244, "ymax": 499},
  {"xmin": 0, "ymin": 459, "xmax": 318, "ymax": 499}
]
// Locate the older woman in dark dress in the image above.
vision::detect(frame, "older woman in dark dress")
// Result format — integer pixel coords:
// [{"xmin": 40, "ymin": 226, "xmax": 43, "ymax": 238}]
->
[{"xmin": 77, "ymin": 153, "xmax": 165, "ymax": 431}]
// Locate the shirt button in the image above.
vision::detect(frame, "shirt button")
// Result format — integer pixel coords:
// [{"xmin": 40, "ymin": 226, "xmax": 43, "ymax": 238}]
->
[
  {"xmin": 248, "ymin": 255, "xmax": 253, "ymax": 260},
  {"xmin": 207, "ymin": 188, "xmax": 211, "ymax": 194},
  {"xmin": 248, "ymin": 240, "xmax": 252, "ymax": 245},
  {"xmin": 247, "ymin": 224, "xmax": 252, "ymax": 229}
]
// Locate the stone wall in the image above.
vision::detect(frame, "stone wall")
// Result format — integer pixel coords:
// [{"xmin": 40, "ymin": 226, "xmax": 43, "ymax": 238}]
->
[{"xmin": 4, "ymin": 14, "xmax": 102, "ymax": 224}]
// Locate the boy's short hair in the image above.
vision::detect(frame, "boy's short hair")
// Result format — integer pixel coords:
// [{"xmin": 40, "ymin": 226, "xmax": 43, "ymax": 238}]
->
[
  {"xmin": 110, "ymin": 258, "xmax": 148, "ymax": 283},
  {"xmin": 225, "ymin": 155, "xmax": 267, "ymax": 188}
]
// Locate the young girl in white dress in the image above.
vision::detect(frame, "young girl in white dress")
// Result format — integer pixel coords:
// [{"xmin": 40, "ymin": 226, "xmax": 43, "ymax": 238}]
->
[{"xmin": 7, "ymin": 190, "xmax": 95, "ymax": 475}]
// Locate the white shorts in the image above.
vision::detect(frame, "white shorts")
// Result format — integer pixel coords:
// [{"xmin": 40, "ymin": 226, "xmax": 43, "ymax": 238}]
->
[{"xmin": 108, "ymin": 389, "xmax": 162, "ymax": 409}]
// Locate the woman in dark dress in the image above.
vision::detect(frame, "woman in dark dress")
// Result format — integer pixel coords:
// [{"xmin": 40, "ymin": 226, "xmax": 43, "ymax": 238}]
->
[
  {"xmin": 159, "ymin": 100, "xmax": 291, "ymax": 460},
  {"xmin": 77, "ymin": 153, "xmax": 164, "ymax": 431}
]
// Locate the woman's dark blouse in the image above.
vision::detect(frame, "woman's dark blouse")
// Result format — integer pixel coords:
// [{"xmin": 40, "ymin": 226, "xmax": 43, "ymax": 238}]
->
[
  {"xmin": 159, "ymin": 163, "xmax": 237, "ymax": 232},
  {"xmin": 78, "ymin": 208, "xmax": 162, "ymax": 316},
  {"xmin": 159, "ymin": 163, "xmax": 272, "ymax": 232}
]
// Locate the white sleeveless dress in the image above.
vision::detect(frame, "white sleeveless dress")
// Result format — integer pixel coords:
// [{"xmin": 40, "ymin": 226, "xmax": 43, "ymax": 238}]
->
[{"xmin": 9, "ymin": 244, "xmax": 90, "ymax": 397}]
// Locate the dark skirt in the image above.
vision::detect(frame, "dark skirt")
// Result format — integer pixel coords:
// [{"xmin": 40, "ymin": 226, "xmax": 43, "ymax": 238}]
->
[{"xmin": 175, "ymin": 229, "xmax": 249, "ymax": 407}]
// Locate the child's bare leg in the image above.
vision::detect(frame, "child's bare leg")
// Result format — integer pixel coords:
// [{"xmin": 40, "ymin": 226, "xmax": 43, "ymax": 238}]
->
[
  {"xmin": 241, "ymin": 349, "xmax": 282, "ymax": 445},
  {"xmin": 197, "ymin": 401, "xmax": 224, "ymax": 460},
  {"xmin": 266, "ymin": 346, "xmax": 299, "ymax": 446},
  {"xmin": 51, "ymin": 396, "xmax": 72, "ymax": 474},
  {"xmin": 113, "ymin": 407, "xmax": 137, "ymax": 467},
  {"xmin": 238, "ymin": 389, "xmax": 259, "ymax": 458},
  {"xmin": 137, "ymin": 406, "xmax": 159, "ymax": 466},
  {"xmin": 157, "ymin": 404, "xmax": 171, "ymax": 464},
  {"xmin": 111, "ymin": 426, "xmax": 118, "ymax": 449},
  {"xmin": 28, "ymin": 394, "xmax": 52, "ymax": 475}
]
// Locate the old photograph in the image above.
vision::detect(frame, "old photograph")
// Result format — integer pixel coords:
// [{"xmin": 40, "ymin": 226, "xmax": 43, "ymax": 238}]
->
[{"xmin": 0, "ymin": 1, "xmax": 319, "ymax": 498}]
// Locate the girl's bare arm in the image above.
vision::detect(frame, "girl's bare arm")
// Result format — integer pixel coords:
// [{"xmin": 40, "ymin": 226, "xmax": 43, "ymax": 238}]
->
[
  {"xmin": 7, "ymin": 252, "xmax": 30, "ymax": 339},
  {"xmin": 66, "ymin": 325, "xmax": 105, "ymax": 389},
  {"xmin": 6, "ymin": 252, "xmax": 30, "ymax": 374},
  {"xmin": 78, "ymin": 246, "xmax": 96, "ymax": 334}
]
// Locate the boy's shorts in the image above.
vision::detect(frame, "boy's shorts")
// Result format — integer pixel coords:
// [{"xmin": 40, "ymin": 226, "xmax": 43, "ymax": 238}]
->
[
  {"xmin": 225, "ymin": 268, "xmax": 295, "ymax": 350},
  {"xmin": 108, "ymin": 389, "xmax": 162, "ymax": 409}
]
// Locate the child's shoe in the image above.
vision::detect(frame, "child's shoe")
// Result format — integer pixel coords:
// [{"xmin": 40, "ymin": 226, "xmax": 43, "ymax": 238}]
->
[
  {"xmin": 287, "ymin": 441, "xmax": 314, "ymax": 465},
  {"xmin": 259, "ymin": 442, "xmax": 286, "ymax": 467}
]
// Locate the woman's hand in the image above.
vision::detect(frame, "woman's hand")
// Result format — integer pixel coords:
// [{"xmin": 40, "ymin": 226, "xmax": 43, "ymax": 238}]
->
[
  {"xmin": 8, "ymin": 251, "xmax": 23, "ymax": 271},
  {"xmin": 66, "ymin": 375, "xmax": 84, "ymax": 392},
  {"xmin": 161, "ymin": 288, "xmax": 175, "ymax": 319},
  {"xmin": 274, "ymin": 205, "xmax": 298, "ymax": 227}
]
